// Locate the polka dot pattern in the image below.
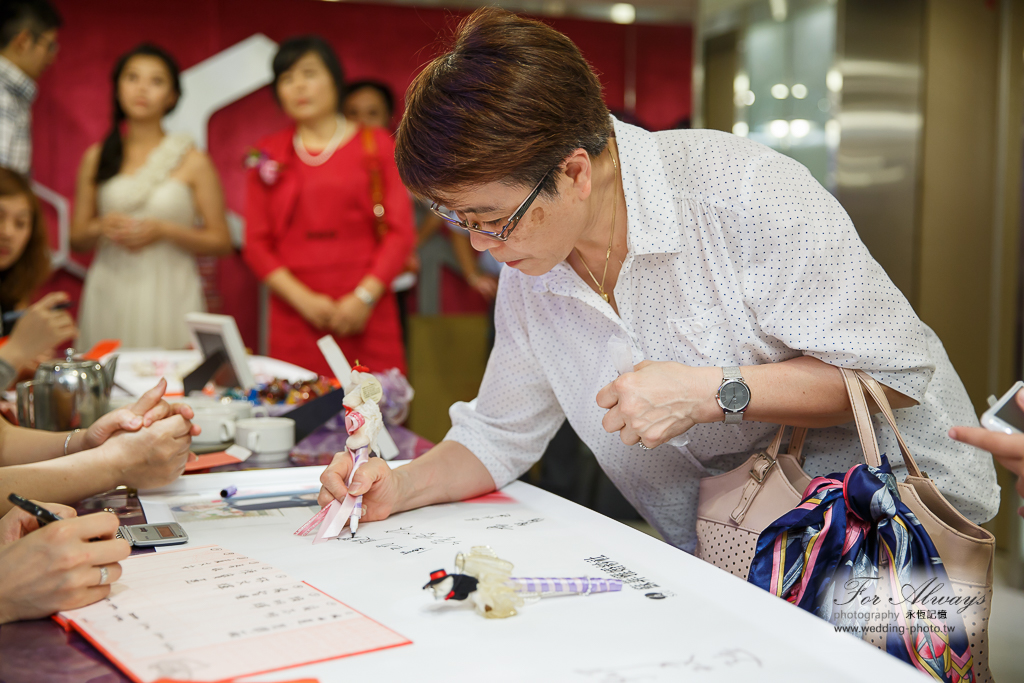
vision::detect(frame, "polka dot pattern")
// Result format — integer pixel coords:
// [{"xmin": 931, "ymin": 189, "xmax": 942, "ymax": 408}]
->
[
  {"xmin": 446, "ymin": 118, "xmax": 1000, "ymax": 553},
  {"xmin": 694, "ymin": 519, "xmax": 758, "ymax": 579}
]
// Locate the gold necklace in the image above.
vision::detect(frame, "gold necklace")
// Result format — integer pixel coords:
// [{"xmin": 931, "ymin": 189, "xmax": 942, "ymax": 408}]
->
[{"xmin": 575, "ymin": 149, "xmax": 619, "ymax": 303}]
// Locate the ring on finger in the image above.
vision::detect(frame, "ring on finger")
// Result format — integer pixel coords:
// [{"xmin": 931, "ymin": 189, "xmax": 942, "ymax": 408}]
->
[
  {"xmin": 98, "ymin": 565, "xmax": 109, "ymax": 586},
  {"xmin": 638, "ymin": 439, "xmax": 652, "ymax": 450}
]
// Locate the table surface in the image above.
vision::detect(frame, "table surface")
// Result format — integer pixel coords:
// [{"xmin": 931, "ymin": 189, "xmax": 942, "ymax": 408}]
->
[
  {"xmin": 109, "ymin": 349, "xmax": 317, "ymax": 399},
  {"xmin": 0, "ymin": 465, "xmax": 926, "ymax": 683}
]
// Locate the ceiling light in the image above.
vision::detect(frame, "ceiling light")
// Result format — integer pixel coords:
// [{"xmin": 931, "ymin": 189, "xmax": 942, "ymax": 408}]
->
[
  {"xmin": 610, "ymin": 3, "xmax": 635, "ymax": 24},
  {"xmin": 769, "ymin": 119, "xmax": 790, "ymax": 138},
  {"xmin": 769, "ymin": 0, "xmax": 787, "ymax": 22},
  {"xmin": 826, "ymin": 69, "xmax": 843, "ymax": 93},
  {"xmin": 790, "ymin": 119, "xmax": 810, "ymax": 137},
  {"xmin": 825, "ymin": 119, "xmax": 841, "ymax": 146}
]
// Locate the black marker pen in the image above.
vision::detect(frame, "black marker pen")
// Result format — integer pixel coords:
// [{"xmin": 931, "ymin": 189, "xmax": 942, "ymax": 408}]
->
[{"xmin": 7, "ymin": 493, "xmax": 63, "ymax": 526}]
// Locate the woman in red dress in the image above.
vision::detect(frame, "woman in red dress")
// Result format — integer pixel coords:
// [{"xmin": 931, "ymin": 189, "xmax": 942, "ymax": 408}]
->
[{"xmin": 243, "ymin": 36, "xmax": 414, "ymax": 375}]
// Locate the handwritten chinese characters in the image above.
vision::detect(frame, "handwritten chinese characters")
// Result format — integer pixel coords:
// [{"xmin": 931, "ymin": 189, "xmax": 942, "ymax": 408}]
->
[
  {"xmin": 329, "ymin": 515, "xmax": 548, "ymax": 557},
  {"xmin": 58, "ymin": 545, "xmax": 409, "ymax": 683},
  {"xmin": 576, "ymin": 649, "xmax": 763, "ymax": 682}
]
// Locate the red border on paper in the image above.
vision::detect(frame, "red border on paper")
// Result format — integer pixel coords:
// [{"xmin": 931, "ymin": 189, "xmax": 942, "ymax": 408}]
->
[{"xmin": 53, "ymin": 545, "xmax": 412, "ymax": 683}]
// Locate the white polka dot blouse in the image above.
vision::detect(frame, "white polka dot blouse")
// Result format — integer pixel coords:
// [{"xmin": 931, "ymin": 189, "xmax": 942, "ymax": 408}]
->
[{"xmin": 445, "ymin": 117, "xmax": 1000, "ymax": 553}]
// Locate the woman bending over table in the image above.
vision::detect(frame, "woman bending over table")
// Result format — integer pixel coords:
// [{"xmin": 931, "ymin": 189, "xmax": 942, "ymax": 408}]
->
[{"xmin": 317, "ymin": 9, "xmax": 999, "ymax": 553}]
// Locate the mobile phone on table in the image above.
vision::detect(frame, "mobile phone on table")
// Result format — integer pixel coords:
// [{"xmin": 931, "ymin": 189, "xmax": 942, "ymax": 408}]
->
[
  {"xmin": 116, "ymin": 522, "xmax": 188, "ymax": 547},
  {"xmin": 980, "ymin": 381, "xmax": 1024, "ymax": 434}
]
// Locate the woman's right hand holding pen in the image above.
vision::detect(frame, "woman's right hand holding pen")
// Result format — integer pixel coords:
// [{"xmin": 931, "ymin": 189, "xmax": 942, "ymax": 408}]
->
[
  {"xmin": 318, "ymin": 451, "xmax": 402, "ymax": 523},
  {"xmin": 0, "ymin": 509, "xmax": 130, "ymax": 623},
  {"xmin": 0, "ymin": 501, "xmax": 75, "ymax": 545}
]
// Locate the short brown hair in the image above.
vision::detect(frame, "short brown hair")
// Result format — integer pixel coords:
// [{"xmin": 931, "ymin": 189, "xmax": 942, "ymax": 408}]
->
[
  {"xmin": 395, "ymin": 8, "xmax": 611, "ymax": 201},
  {"xmin": 0, "ymin": 167, "xmax": 49, "ymax": 310}
]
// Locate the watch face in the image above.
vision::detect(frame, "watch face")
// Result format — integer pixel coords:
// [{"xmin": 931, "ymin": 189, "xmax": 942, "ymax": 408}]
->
[{"xmin": 720, "ymin": 381, "xmax": 750, "ymax": 411}]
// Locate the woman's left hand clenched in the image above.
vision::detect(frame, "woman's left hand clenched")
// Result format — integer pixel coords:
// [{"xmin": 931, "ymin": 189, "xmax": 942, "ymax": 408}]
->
[{"xmin": 596, "ymin": 361, "xmax": 720, "ymax": 449}]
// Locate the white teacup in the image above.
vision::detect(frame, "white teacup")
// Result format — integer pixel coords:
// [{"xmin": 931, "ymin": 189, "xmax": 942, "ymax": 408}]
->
[
  {"xmin": 184, "ymin": 396, "xmax": 268, "ymax": 421},
  {"xmin": 219, "ymin": 400, "xmax": 269, "ymax": 421},
  {"xmin": 234, "ymin": 417, "xmax": 295, "ymax": 462},
  {"xmin": 190, "ymin": 406, "xmax": 237, "ymax": 445}
]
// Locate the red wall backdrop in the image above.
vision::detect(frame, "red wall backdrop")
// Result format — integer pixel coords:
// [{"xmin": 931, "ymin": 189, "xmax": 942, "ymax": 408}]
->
[{"xmin": 33, "ymin": 0, "xmax": 691, "ymax": 350}]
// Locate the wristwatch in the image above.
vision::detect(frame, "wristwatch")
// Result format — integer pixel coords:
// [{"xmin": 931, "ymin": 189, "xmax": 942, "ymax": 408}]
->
[
  {"xmin": 717, "ymin": 367, "xmax": 750, "ymax": 424},
  {"xmin": 353, "ymin": 285, "xmax": 376, "ymax": 307}
]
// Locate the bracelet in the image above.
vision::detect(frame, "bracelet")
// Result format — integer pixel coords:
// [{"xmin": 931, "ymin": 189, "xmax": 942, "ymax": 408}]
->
[
  {"xmin": 64, "ymin": 429, "xmax": 81, "ymax": 456},
  {"xmin": 353, "ymin": 285, "xmax": 376, "ymax": 307}
]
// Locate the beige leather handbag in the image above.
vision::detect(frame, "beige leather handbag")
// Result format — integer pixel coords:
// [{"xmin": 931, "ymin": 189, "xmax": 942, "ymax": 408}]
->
[{"xmin": 695, "ymin": 368, "xmax": 996, "ymax": 682}]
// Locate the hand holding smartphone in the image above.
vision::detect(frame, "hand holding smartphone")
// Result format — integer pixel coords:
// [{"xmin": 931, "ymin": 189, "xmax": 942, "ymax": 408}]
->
[{"xmin": 980, "ymin": 381, "xmax": 1024, "ymax": 435}]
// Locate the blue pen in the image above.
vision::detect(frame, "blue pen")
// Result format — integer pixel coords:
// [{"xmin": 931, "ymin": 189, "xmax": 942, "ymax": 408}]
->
[
  {"xmin": 2, "ymin": 300, "xmax": 72, "ymax": 325},
  {"xmin": 222, "ymin": 488, "xmax": 320, "ymax": 501}
]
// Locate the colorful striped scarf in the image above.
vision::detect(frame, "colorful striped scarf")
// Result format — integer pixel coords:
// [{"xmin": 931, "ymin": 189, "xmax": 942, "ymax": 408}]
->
[{"xmin": 747, "ymin": 455, "xmax": 975, "ymax": 682}]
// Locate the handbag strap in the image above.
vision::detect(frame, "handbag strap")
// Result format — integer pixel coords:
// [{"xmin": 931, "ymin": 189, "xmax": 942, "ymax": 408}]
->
[
  {"xmin": 787, "ymin": 426, "xmax": 807, "ymax": 462},
  {"xmin": 361, "ymin": 127, "xmax": 389, "ymax": 241},
  {"xmin": 766, "ymin": 424, "xmax": 787, "ymax": 456},
  {"xmin": 853, "ymin": 370, "xmax": 924, "ymax": 478},
  {"xmin": 839, "ymin": 368, "xmax": 924, "ymax": 477}
]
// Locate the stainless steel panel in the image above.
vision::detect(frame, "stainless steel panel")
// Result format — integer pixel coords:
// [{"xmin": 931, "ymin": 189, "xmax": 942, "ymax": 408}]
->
[{"xmin": 835, "ymin": 0, "xmax": 926, "ymax": 304}]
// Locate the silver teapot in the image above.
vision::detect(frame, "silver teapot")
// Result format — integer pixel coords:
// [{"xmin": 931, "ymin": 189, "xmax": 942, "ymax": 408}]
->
[{"xmin": 17, "ymin": 349, "xmax": 118, "ymax": 431}]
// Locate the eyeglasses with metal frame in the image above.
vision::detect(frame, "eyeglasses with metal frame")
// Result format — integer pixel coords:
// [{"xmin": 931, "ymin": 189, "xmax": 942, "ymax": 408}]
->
[{"xmin": 428, "ymin": 169, "xmax": 553, "ymax": 242}]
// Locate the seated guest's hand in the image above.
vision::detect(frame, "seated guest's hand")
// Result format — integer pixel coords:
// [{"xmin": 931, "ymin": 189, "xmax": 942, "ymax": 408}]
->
[
  {"xmin": 597, "ymin": 360, "xmax": 720, "ymax": 449},
  {"xmin": 101, "ymin": 415, "xmax": 196, "ymax": 490},
  {"xmin": 950, "ymin": 393, "xmax": 1024, "ymax": 514},
  {"xmin": 318, "ymin": 451, "xmax": 398, "ymax": 522},
  {"xmin": 81, "ymin": 379, "xmax": 199, "ymax": 452},
  {"xmin": 0, "ymin": 502, "xmax": 76, "ymax": 546},
  {"xmin": 4, "ymin": 292, "xmax": 77, "ymax": 370},
  {"xmin": 0, "ymin": 511, "xmax": 129, "ymax": 623}
]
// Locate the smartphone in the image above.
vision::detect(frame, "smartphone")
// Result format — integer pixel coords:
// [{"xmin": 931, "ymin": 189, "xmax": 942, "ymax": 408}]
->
[
  {"xmin": 981, "ymin": 381, "xmax": 1024, "ymax": 435},
  {"xmin": 116, "ymin": 522, "xmax": 189, "ymax": 547}
]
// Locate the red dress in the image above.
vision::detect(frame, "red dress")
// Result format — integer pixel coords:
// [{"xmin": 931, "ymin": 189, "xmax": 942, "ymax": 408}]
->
[{"xmin": 243, "ymin": 126, "xmax": 415, "ymax": 376}]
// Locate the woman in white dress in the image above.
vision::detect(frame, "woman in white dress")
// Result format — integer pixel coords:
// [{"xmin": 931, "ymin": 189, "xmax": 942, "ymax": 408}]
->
[{"xmin": 71, "ymin": 44, "xmax": 231, "ymax": 349}]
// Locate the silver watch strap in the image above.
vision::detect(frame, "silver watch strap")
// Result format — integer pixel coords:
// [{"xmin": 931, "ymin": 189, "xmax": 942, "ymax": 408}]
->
[
  {"xmin": 354, "ymin": 286, "xmax": 375, "ymax": 306},
  {"xmin": 722, "ymin": 366, "xmax": 746, "ymax": 424}
]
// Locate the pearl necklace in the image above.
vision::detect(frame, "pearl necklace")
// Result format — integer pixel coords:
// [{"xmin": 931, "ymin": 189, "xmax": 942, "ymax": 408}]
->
[{"xmin": 293, "ymin": 115, "xmax": 347, "ymax": 166}]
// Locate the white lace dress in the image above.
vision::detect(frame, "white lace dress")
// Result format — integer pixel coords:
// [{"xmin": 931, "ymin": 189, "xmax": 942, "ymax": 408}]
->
[{"xmin": 78, "ymin": 133, "xmax": 206, "ymax": 350}]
